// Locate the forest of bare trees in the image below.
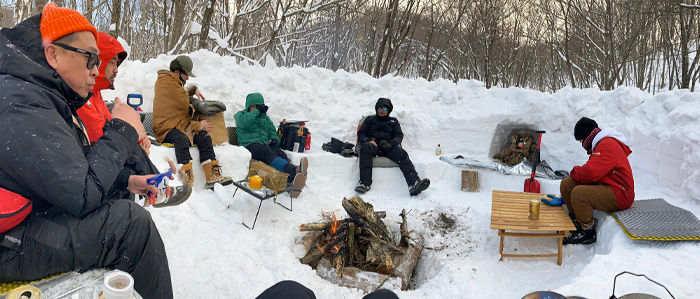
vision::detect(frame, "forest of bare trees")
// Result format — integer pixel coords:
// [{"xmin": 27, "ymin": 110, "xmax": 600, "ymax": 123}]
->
[{"xmin": 2, "ymin": 0, "xmax": 700, "ymax": 93}]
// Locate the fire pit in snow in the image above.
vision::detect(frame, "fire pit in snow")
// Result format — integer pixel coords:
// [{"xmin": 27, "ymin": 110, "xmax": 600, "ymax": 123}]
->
[{"xmin": 295, "ymin": 196, "xmax": 424, "ymax": 292}]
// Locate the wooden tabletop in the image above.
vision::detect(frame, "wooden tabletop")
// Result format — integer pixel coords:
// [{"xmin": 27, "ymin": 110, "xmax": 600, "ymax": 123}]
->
[{"xmin": 491, "ymin": 190, "xmax": 576, "ymax": 232}]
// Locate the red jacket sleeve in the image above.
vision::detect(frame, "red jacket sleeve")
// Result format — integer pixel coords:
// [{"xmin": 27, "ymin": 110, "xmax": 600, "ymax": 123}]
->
[
  {"xmin": 77, "ymin": 92, "xmax": 112, "ymax": 143},
  {"xmin": 570, "ymin": 139, "xmax": 618, "ymax": 184}
]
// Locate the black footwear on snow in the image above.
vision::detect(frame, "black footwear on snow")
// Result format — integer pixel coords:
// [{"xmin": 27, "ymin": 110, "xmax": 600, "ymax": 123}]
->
[
  {"xmin": 355, "ymin": 184, "xmax": 371, "ymax": 193},
  {"xmin": 154, "ymin": 184, "xmax": 192, "ymax": 208},
  {"xmin": 563, "ymin": 218, "xmax": 597, "ymax": 245},
  {"xmin": 409, "ymin": 178, "xmax": 430, "ymax": 196}
]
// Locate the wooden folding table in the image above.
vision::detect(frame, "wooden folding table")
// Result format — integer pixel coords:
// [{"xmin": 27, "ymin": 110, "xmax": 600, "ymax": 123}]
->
[{"xmin": 490, "ymin": 190, "xmax": 576, "ymax": 265}]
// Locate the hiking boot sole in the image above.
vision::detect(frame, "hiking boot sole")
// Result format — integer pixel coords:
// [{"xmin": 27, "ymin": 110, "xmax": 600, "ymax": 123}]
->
[
  {"xmin": 298, "ymin": 157, "xmax": 309, "ymax": 176},
  {"xmin": 154, "ymin": 185, "xmax": 192, "ymax": 208},
  {"xmin": 290, "ymin": 173, "xmax": 307, "ymax": 199},
  {"xmin": 410, "ymin": 179, "xmax": 430, "ymax": 196}
]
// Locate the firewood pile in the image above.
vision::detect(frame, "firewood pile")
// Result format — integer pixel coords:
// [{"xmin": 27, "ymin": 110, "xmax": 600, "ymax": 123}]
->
[{"xmin": 295, "ymin": 195, "xmax": 424, "ymax": 292}]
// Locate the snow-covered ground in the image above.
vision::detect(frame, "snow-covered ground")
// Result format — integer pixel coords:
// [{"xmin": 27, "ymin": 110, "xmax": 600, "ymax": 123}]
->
[{"xmin": 95, "ymin": 49, "xmax": 700, "ymax": 298}]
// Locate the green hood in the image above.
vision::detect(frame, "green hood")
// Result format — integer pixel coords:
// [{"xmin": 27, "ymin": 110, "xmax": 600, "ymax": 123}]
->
[{"xmin": 245, "ymin": 93, "xmax": 265, "ymax": 109}]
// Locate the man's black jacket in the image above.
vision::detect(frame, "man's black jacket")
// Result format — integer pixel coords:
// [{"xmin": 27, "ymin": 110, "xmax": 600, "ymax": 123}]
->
[{"xmin": 0, "ymin": 15, "xmax": 140, "ymax": 217}]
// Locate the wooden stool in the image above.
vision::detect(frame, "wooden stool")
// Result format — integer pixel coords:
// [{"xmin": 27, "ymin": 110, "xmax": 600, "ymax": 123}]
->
[{"xmin": 490, "ymin": 190, "xmax": 576, "ymax": 265}]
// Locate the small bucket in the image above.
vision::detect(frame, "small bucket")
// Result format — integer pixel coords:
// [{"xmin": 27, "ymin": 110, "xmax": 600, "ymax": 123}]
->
[
  {"xmin": 249, "ymin": 175, "xmax": 263, "ymax": 189},
  {"xmin": 102, "ymin": 270, "xmax": 134, "ymax": 299}
]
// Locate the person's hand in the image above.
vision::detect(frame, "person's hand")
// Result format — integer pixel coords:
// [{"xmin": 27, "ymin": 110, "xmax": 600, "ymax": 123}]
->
[
  {"xmin": 541, "ymin": 194, "xmax": 563, "ymax": 206},
  {"xmin": 127, "ymin": 174, "xmax": 160, "ymax": 196},
  {"xmin": 112, "ymin": 97, "xmax": 146, "ymax": 141},
  {"xmin": 200, "ymin": 119, "xmax": 213, "ymax": 132},
  {"xmin": 195, "ymin": 88, "xmax": 206, "ymax": 100},
  {"xmin": 379, "ymin": 139, "xmax": 393, "ymax": 152},
  {"xmin": 139, "ymin": 137, "xmax": 151, "ymax": 155},
  {"xmin": 257, "ymin": 104, "xmax": 268, "ymax": 115},
  {"xmin": 369, "ymin": 140, "xmax": 377, "ymax": 147},
  {"xmin": 269, "ymin": 139, "xmax": 278, "ymax": 147}
]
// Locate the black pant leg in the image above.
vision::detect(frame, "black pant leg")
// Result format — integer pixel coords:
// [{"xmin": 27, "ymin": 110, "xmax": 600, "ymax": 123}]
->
[
  {"xmin": 255, "ymin": 280, "xmax": 316, "ymax": 299},
  {"xmin": 246, "ymin": 143, "xmax": 282, "ymax": 165},
  {"xmin": 359, "ymin": 143, "xmax": 378, "ymax": 186},
  {"xmin": 193, "ymin": 131, "xmax": 216, "ymax": 162},
  {"xmin": 385, "ymin": 146, "xmax": 419, "ymax": 186},
  {"xmin": 163, "ymin": 129, "xmax": 192, "ymax": 164},
  {"xmin": 273, "ymin": 147, "xmax": 289, "ymax": 162},
  {"xmin": 0, "ymin": 201, "xmax": 172, "ymax": 299}
]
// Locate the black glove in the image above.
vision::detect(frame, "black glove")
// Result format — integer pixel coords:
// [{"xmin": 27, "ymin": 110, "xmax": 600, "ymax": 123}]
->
[
  {"xmin": 268, "ymin": 139, "xmax": 278, "ymax": 147},
  {"xmin": 257, "ymin": 105, "xmax": 269, "ymax": 115},
  {"xmin": 379, "ymin": 139, "xmax": 393, "ymax": 152}
]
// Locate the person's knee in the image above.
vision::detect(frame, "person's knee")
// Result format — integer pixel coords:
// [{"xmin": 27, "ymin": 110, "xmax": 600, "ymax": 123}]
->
[
  {"xmin": 106, "ymin": 200, "xmax": 154, "ymax": 230},
  {"xmin": 363, "ymin": 289, "xmax": 399, "ymax": 299},
  {"xmin": 361, "ymin": 143, "xmax": 377, "ymax": 155},
  {"xmin": 256, "ymin": 280, "xmax": 316, "ymax": 299},
  {"xmin": 560, "ymin": 177, "xmax": 577, "ymax": 194},
  {"xmin": 570, "ymin": 185, "xmax": 591, "ymax": 204}
]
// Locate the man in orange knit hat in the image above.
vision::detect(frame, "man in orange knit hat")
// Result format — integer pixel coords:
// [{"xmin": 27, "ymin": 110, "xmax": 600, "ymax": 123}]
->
[{"xmin": 0, "ymin": 4, "xmax": 173, "ymax": 298}]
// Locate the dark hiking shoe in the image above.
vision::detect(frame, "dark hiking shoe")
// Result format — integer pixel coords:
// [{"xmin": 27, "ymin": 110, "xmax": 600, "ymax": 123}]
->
[
  {"xmin": 409, "ymin": 178, "xmax": 430, "ymax": 196},
  {"xmin": 154, "ymin": 184, "xmax": 192, "ymax": 208},
  {"xmin": 290, "ymin": 173, "xmax": 307, "ymax": 199},
  {"xmin": 563, "ymin": 218, "xmax": 597, "ymax": 245},
  {"xmin": 569, "ymin": 213, "xmax": 583, "ymax": 231},
  {"xmin": 355, "ymin": 184, "xmax": 371, "ymax": 193}
]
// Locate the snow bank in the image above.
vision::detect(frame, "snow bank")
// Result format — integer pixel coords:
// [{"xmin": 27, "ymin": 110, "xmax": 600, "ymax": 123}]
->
[{"xmin": 92, "ymin": 49, "xmax": 700, "ymax": 298}]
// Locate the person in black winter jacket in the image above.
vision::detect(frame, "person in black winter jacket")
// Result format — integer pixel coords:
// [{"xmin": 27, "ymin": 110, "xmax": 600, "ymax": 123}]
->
[
  {"xmin": 0, "ymin": 5, "xmax": 173, "ymax": 299},
  {"xmin": 355, "ymin": 98, "xmax": 430, "ymax": 196}
]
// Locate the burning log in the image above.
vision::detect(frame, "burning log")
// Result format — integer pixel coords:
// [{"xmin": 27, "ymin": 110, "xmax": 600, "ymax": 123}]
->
[
  {"xmin": 294, "ymin": 230, "xmax": 323, "ymax": 259},
  {"xmin": 299, "ymin": 196, "xmax": 423, "ymax": 292},
  {"xmin": 299, "ymin": 223, "xmax": 329, "ymax": 231},
  {"xmin": 342, "ymin": 196, "xmax": 391, "ymax": 241}
]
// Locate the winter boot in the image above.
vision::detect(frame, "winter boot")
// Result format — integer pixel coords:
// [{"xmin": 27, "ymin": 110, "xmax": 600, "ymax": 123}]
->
[
  {"xmin": 355, "ymin": 184, "xmax": 371, "ymax": 193},
  {"xmin": 178, "ymin": 162, "xmax": 194, "ymax": 187},
  {"xmin": 298, "ymin": 157, "xmax": 309, "ymax": 176},
  {"xmin": 202, "ymin": 159, "xmax": 233, "ymax": 190},
  {"xmin": 154, "ymin": 184, "xmax": 192, "ymax": 208},
  {"xmin": 563, "ymin": 218, "xmax": 597, "ymax": 245},
  {"xmin": 409, "ymin": 178, "xmax": 431, "ymax": 196},
  {"xmin": 568, "ymin": 213, "xmax": 583, "ymax": 231}
]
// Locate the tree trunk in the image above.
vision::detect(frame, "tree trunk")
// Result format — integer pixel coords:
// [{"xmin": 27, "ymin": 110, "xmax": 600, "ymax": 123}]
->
[
  {"xmin": 110, "ymin": 0, "xmax": 123, "ymax": 37},
  {"xmin": 170, "ymin": 0, "xmax": 188, "ymax": 52},
  {"xmin": 199, "ymin": 0, "xmax": 216, "ymax": 49},
  {"xmin": 373, "ymin": 0, "xmax": 399, "ymax": 77}
]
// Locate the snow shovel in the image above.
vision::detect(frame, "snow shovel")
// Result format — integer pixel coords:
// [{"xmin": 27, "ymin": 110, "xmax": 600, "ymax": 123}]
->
[{"xmin": 524, "ymin": 130, "xmax": 546, "ymax": 193}]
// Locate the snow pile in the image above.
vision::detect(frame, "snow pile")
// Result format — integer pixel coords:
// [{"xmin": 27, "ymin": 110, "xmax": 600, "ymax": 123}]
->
[{"xmin": 95, "ymin": 49, "xmax": 700, "ymax": 298}]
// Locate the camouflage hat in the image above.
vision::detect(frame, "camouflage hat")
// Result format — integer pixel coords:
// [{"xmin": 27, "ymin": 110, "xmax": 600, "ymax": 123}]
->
[{"xmin": 170, "ymin": 55, "xmax": 196, "ymax": 77}]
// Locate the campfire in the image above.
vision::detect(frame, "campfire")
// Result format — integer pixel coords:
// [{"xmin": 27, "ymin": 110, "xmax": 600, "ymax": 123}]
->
[{"xmin": 295, "ymin": 196, "xmax": 424, "ymax": 292}]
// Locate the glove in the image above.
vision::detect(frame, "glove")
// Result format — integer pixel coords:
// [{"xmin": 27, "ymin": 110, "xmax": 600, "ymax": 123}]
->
[
  {"xmin": 257, "ymin": 105, "xmax": 269, "ymax": 115},
  {"xmin": 541, "ymin": 194, "xmax": 563, "ymax": 206},
  {"xmin": 268, "ymin": 139, "xmax": 278, "ymax": 147},
  {"xmin": 379, "ymin": 139, "xmax": 393, "ymax": 152}
]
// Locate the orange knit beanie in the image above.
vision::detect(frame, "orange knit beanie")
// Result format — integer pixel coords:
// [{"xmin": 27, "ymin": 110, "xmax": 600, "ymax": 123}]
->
[{"xmin": 40, "ymin": 3, "xmax": 98, "ymax": 45}]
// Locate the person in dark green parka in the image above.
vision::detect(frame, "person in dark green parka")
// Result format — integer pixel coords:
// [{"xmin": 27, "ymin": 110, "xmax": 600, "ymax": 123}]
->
[{"xmin": 234, "ymin": 93, "xmax": 309, "ymax": 198}]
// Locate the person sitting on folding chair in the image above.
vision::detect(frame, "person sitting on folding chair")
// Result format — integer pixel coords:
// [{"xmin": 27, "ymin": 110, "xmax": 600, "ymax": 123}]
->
[
  {"xmin": 355, "ymin": 97, "xmax": 429, "ymax": 196},
  {"xmin": 234, "ymin": 93, "xmax": 309, "ymax": 198}
]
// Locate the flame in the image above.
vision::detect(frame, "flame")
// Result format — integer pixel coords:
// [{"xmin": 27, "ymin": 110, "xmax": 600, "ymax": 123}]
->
[
  {"xmin": 317, "ymin": 243, "xmax": 325, "ymax": 253},
  {"xmin": 330, "ymin": 214, "xmax": 340, "ymax": 234}
]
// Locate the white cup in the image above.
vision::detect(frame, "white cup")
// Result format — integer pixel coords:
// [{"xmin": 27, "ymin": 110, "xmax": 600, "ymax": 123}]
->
[{"xmin": 102, "ymin": 270, "xmax": 134, "ymax": 299}]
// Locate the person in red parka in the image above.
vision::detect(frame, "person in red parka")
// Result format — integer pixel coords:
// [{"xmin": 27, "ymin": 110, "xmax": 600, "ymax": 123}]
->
[
  {"xmin": 560, "ymin": 117, "xmax": 634, "ymax": 245},
  {"xmin": 77, "ymin": 32, "xmax": 152, "ymax": 154}
]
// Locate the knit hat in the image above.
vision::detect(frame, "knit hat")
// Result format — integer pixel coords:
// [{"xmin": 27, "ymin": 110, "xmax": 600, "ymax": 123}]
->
[
  {"xmin": 40, "ymin": 3, "xmax": 99, "ymax": 45},
  {"xmin": 170, "ymin": 55, "xmax": 196, "ymax": 77},
  {"xmin": 574, "ymin": 117, "xmax": 599, "ymax": 141}
]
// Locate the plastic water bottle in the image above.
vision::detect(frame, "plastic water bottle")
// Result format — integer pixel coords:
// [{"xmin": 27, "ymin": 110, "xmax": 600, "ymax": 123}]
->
[{"xmin": 436, "ymin": 144, "xmax": 441, "ymax": 156}]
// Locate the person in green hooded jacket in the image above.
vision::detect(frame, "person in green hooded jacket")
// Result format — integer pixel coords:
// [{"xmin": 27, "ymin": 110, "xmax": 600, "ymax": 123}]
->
[{"xmin": 234, "ymin": 93, "xmax": 308, "ymax": 198}]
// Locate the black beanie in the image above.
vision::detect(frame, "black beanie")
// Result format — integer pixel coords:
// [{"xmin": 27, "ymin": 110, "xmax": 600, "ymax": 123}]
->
[{"xmin": 574, "ymin": 117, "xmax": 599, "ymax": 140}]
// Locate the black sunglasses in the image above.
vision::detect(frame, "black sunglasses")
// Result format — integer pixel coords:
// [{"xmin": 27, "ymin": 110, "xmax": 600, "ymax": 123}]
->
[{"xmin": 54, "ymin": 43, "xmax": 102, "ymax": 70}]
